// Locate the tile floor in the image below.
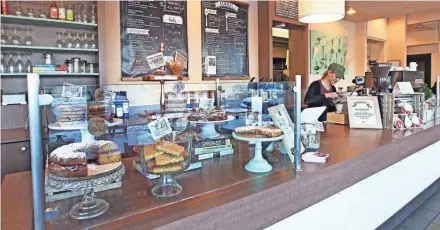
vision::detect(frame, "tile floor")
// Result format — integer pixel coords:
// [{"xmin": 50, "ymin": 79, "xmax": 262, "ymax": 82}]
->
[{"xmin": 395, "ymin": 189, "xmax": 440, "ymax": 230}]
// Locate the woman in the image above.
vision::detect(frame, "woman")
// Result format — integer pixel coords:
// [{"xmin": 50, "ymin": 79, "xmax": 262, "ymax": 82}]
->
[{"xmin": 304, "ymin": 63, "xmax": 345, "ymax": 121}]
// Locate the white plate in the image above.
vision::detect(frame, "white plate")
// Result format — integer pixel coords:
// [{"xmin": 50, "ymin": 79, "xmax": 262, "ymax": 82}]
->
[{"xmin": 232, "ymin": 132, "xmax": 284, "ymax": 142}]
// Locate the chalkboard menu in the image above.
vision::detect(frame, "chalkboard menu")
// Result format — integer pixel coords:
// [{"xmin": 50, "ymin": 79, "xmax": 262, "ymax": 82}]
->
[
  {"xmin": 120, "ymin": 1, "xmax": 188, "ymax": 78},
  {"xmin": 275, "ymin": 0, "xmax": 298, "ymax": 20},
  {"xmin": 201, "ymin": 1, "xmax": 249, "ymax": 78}
]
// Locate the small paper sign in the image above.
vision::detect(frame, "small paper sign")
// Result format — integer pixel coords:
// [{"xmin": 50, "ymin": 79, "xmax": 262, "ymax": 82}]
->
[
  {"xmin": 175, "ymin": 51, "xmax": 188, "ymax": 69},
  {"xmin": 315, "ymin": 122, "xmax": 325, "ymax": 132},
  {"xmin": 62, "ymin": 82, "xmax": 83, "ymax": 98},
  {"xmin": 251, "ymin": 97, "xmax": 263, "ymax": 114},
  {"xmin": 199, "ymin": 98, "xmax": 214, "ymax": 109},
  {"xmin": 147, "ymin": 117, "xmax": 172, "ymax": 140},
  {"xmin": 268, "ymin": 105, "xmax": 305, "ymax": 163},
  {"xmin": 88, "ymin": 117, "xmax": 107, "ymax": 137},
  {"xmin": 146, "ymin": 52, "xmax": 166, "ymax": 69},
  {"xmin": 393, "ymin": 82, "xmax": 414, "ymax": 94},
  {"xmin": 205, "ymin": 56, "xmax": 216, "ymax": 75}
]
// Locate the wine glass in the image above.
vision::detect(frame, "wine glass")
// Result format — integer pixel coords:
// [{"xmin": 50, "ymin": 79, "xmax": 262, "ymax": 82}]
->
[
  {"xmin": 89, "ymin": 33, "xmax": 96, "ymax": 49},
  {"xmin": 64, "ymin": 31, "xmax": 73, "ymax": 48},
  {"xmin": 1, "ymin": 25, "xmax": 9, "ymax": 45},
  {"xmin": 7, "ymin": 53, "xmax": 15, "ymax": 73},
  {"xmin": 25, "ymin": 53, "xmax": 33, "ymax": 73},
  {"xmin": 23, "ymin": 26, "xmax": 33, "ymax": 46},
  {"xmin": 140, "ymin": 134, "xmax": 193, "ymax": 197},
  {"xmin": 37, "ymin": 1, "xmax": 48, "ymax": 18},
  {"xmin": 15, "ymin": 52, "xmax": 25, "ymax": 73},
  {"xmin": 73, "ymin": 32, "xmax": 82, "ymax": 49},
  {"xmin": 82, "ymin": 33, "xmax": 89, "ymax": 49},
  {"xmin": 1, "ymin": 52, "xmax": 5, "ymax": 74},
  {"xmin": 89, "ymin": 4, "xmax": 96, "ymax": 24},
  {"xmin": 27, "ymin": 0, "xmax": 35, "ymax": 17},
  {"xmin": 11, "ymin": 26, "xmax": 22, "ymax": 45},
  {"xmin": 55, "ymin": 32, "xmax": 64, "ymax": 48},
  {"xmin": 74, "ymin": 4, "xmax": 82, "ymax": 22},
  {"xmin": 14, "ymin": 1, "xmax": 23, "ymax": 16},
  {"xmin": 81, "ymin": 4, "xmax": 88, "ymax": 23}
]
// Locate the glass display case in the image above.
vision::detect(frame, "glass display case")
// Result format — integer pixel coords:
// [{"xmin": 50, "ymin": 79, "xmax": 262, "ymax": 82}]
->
[{"xmin": 38, "ymin": 80, "xmax": 300, "ymax": 227}]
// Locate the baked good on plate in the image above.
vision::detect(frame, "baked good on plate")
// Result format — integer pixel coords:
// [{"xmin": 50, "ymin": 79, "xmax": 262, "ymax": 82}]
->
[
  {"xmin": 186, "ymin": 109, "xmax": 227, "ymax": 122},
  {"xmin": 48, "ymin": 140, "xmax": 121, "ymax": 177},
  {"xmin": 155, "ymin": 154, "xmax": 185, "ymax": 166},
  {"xmin": 235, "ymin": 126, "xmax": 282, "ymax": 138},
  {"xmin": 151, "ymin": 162, "xmax": 184, "ymax": 174},
  {"xmin": 156, "ymin": 143, "xmax": 185, "ymax": 157},
  {"xmin": 141, "ymin": 142, "xmax": 188, "ymax": 174}
]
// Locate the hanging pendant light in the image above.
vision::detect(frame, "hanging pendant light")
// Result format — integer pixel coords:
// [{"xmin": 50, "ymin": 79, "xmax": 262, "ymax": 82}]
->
[{"xmin": 299, "ymin": 0, "xmax": 345, "ymax": 23}]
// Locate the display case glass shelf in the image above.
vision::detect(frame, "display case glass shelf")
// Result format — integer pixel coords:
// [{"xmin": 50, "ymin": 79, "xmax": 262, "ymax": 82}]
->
[
  {"xmin": 0, "ymin": 45, "xmax": 98, "ymax": 52},
  {"xmin": 1, "ymin": 73, "xmax": 99, "ymax": 76},
  {"xmin": 0, "ymin": 15, "xmax": 98, "ymax": 29}
]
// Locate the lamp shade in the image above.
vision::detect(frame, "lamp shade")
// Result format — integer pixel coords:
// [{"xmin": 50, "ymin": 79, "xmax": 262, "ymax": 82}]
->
[{"xmin": 299, "ymin": 0, "xmax": 345, "ymax": 23}]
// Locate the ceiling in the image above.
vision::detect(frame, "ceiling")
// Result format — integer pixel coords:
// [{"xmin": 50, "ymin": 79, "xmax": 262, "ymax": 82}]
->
[{"xmin": 344, "ymin": 1, "xmax": 440, "ymax": 22}]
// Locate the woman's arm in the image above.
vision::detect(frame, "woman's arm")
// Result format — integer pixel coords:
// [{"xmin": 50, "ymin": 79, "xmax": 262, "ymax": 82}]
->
[{"xmin": 304, "ymin": 81, "xmax": 328, "ymax": 107}]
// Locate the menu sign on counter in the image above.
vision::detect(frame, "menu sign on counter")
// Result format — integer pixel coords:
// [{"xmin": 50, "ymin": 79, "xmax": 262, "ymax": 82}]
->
[
  {"xmin": 275, "ymin": 0, "xmax": 298, "ymax": 20},
  {"xmin": 120, "ymin": 1, "xmax": 188, "ymax": 79},
  {"xmin": 201, "ymin": 1, "xmax": 249, "ymax": 78},
  {"xmin": 347, "ymin": 96, "xmax": 383, "ymax": 129}
]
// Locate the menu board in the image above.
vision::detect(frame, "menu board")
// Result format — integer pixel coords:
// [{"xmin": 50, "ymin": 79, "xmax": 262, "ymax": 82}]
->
[
  {"xmin": 275, "ymin": 0, "xmax": 298, "ymax": 20},
  {"xmin": 201, "ymin": 1, "xmax": 249, "ymax": 78},
  {"xmin": 120, "ymin": 1, "xmax": 188, "ymax": 78}
]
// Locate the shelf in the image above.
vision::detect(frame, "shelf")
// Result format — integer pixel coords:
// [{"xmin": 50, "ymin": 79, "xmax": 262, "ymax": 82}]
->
[
  {"xmin": 0, "ymin": 45, "xmax": 98, "ymax": 52},
  {"xmin": 1, "ymin": 15, "xmax": 97, "ymax": 29},
  {"xmin": 1, "ymin": 73, "xmax": 99, "ymax": 76}
]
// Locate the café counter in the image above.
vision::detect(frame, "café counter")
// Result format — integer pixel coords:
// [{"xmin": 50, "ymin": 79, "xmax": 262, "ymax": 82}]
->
[{"xmin": 2, "ymin": 120, "xmax": 440, "ymax": 230}]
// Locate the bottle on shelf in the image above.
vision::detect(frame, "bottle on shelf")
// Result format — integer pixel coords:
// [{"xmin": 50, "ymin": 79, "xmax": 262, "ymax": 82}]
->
[
  {"xmin": 58, "ymin": 0, "xmax": 66, "ymax": 20},
  {"xmin": 49, "ymin": 1, "xmax": 58, "ymax": 19},
  {"xmin": 1, "ymin": 0, "xmax": 7, "ymax": 15},
  {"xmin": 66, "ymin": 1, "xmax": 73, "ymax": 21}
]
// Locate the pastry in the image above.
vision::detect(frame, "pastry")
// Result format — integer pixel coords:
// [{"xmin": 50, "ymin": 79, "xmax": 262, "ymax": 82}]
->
[
  {"xmin": 187, "ymin": 109, "xmax": 227, "ymax": 122},
  {"xmin": 87, "ymin": 101, "xmax": 113, "ymax": 122},
  {"xmin": 48, "ymin": 163, "xmax": 88, "ymax": 177},
  {"xmin": 156, "ymin": 143, "xmax": 184, "ymax": 157},
  {"xmin": 97, "ymin": 142, "xmax": 121, "ymax": 165},
  {"xmin": 235, "ymin": 126, "xmax": 283, "ymax": 138},
  {"xmin": 94, "ymin": 88, "xmax": 105, "ymax": 101},
  {"xmin": 155, "ymin": 154, "xmax": 184, "ymax": 166},
  {"xmin": 142, "ymin": 144, "xmax": 164, "ymax": 160},
  {"xmin": 55, "ymin": 104, "xmax": 86, "ymax": 124},
  {"xmin": 48, "ymin": 140, "xmax": 121, "ymax": 177},
  {"xmin": 151, "ymin": 162, "xmax": 184, "ymax": 174}
]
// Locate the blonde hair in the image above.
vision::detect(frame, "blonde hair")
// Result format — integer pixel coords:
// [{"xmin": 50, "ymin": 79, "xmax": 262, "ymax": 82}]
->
[{"xmin": 321, "ymin": 70, "xmax": 329, "ymax": 80}]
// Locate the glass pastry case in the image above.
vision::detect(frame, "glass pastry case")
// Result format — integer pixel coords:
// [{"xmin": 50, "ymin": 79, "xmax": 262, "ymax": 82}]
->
[{"xmin": 34, "ymin": 80, "xmax": 301, "ymax": 228}]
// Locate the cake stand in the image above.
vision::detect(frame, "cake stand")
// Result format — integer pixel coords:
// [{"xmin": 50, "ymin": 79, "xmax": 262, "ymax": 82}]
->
[
  {"xmin": 184, "ymin": 115, "xmax": 235, "ymax": 139},
  {"xmin": 232, "ymin": 132, "xmax": 285, "ymax": 173},
  {"xmin": 46, "ymin": 162, "xmax": 125, "ymax": 219},
  {"xmin": 48, "ymin": 118, "xmax": 124, "ymax": 141}
]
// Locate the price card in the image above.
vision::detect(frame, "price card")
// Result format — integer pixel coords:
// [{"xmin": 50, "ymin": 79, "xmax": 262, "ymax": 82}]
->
[
  {"xmin": 61, "ymin": 82, "xmax": 83, "ymax": 98},
  {"xmin": 315, "ymin": 122, "xmax": 325, "ymax": 132},
  {"xmin": 268, "ymin": 105, "xmax": 305, "ymax": 163},
  {"xmin": 199, "ymin": 98, "xmax": 214, "ymax": 109},
  {"xmin": 147, "ymin": 117, "xmax": 172, "ymax": 140},
  {"xmin": 88, "ymin": 117, "xmax": 107, "ymax": 137},
  {"xmin": 146, "ymin": 52, "xmax": 166, "ymax": 69}
]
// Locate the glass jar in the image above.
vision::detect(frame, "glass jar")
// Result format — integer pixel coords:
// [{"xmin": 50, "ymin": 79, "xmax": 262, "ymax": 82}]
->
[{"xmin": 301, "ymin": 122, "xmax": 320, "ymax": 151}]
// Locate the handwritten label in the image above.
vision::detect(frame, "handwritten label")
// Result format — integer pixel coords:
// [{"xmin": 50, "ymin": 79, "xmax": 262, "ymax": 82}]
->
[
  {"xmin": 146, "ymin": 52, "xmax": 166, "ymax": 69},
  {"xmin": 347, "ymin": 96, "xmax": 383, "ymax": 129},
  {"xmin": 61, "ymin": 82, "xmax": 83, "ymax": 98},
  {"xmin": 148, "ymin": 117, "xmax": 172, "ymax": 140},
  {"xmin": 88, "ymin": 117, "xmax": 107, "ymax": 137},
  {"xmin": 199, "ymin": 98, "xmax": 214, "ymax": 109}
]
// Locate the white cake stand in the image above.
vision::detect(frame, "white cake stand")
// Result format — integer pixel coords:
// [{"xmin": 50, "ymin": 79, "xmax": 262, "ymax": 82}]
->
[
  {"xmin": 232, "ymin": 132, "xmax": 285, "ymax": 173},
  {"xmin": 184, "ymin": 115, "xmax": 235, "ymax": 139},
  {"xmin": 48, "ymin": 118, "xmax": 124, "ymax": 141}
]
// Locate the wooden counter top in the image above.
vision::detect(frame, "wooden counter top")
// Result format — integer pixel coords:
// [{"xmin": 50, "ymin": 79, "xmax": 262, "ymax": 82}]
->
[{"xmin": 2, "ymin": 121, "xmax": 440, "ymax": 230}]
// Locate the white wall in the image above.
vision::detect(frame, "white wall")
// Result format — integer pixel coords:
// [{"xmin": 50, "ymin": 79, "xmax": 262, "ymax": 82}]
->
[
  {"xmin": 308, "ymin": 20, "xmax": 357, "ymax": 90},
  {"xmin": 367, "ymin": 18, "xmax": 387, "ymax": 41}
]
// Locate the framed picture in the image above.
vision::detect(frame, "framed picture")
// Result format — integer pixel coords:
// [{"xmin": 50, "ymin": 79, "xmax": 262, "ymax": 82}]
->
[{"xmin": 347, "ymin": 96, "xmax": 383, "ymax": 129}]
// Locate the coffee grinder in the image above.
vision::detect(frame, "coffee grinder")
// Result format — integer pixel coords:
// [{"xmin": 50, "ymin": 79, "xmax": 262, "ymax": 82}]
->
[{"xmin": 368, "ymin": 61, "xmax": 392, "ymax": 128}]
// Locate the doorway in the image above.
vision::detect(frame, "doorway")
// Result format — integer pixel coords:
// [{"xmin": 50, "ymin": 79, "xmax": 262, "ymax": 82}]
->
[{"xmin": 407, "ymin": 54, "xmax": 431, "ymax": 86}]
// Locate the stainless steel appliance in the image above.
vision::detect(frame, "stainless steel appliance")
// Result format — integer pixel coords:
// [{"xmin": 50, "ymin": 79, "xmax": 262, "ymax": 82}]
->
[{"xmin": 389, "ymin": 70, "xmax": 424, "ymax": 90}]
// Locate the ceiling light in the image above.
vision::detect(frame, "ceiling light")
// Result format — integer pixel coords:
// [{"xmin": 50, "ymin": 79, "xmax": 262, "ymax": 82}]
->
[
  {"xmin": 299, "ymin": 0, "xmax": 345, "ymax": 24},
  {"xmin": 347, "ymin": 8, "xmax": 356, "ymax": 15}
]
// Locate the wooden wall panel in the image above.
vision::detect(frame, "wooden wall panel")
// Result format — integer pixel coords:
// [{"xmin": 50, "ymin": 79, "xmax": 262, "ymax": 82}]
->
[{"xmin": 289, "ymin": 27, "xmax": 308, "ymax": 88}]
